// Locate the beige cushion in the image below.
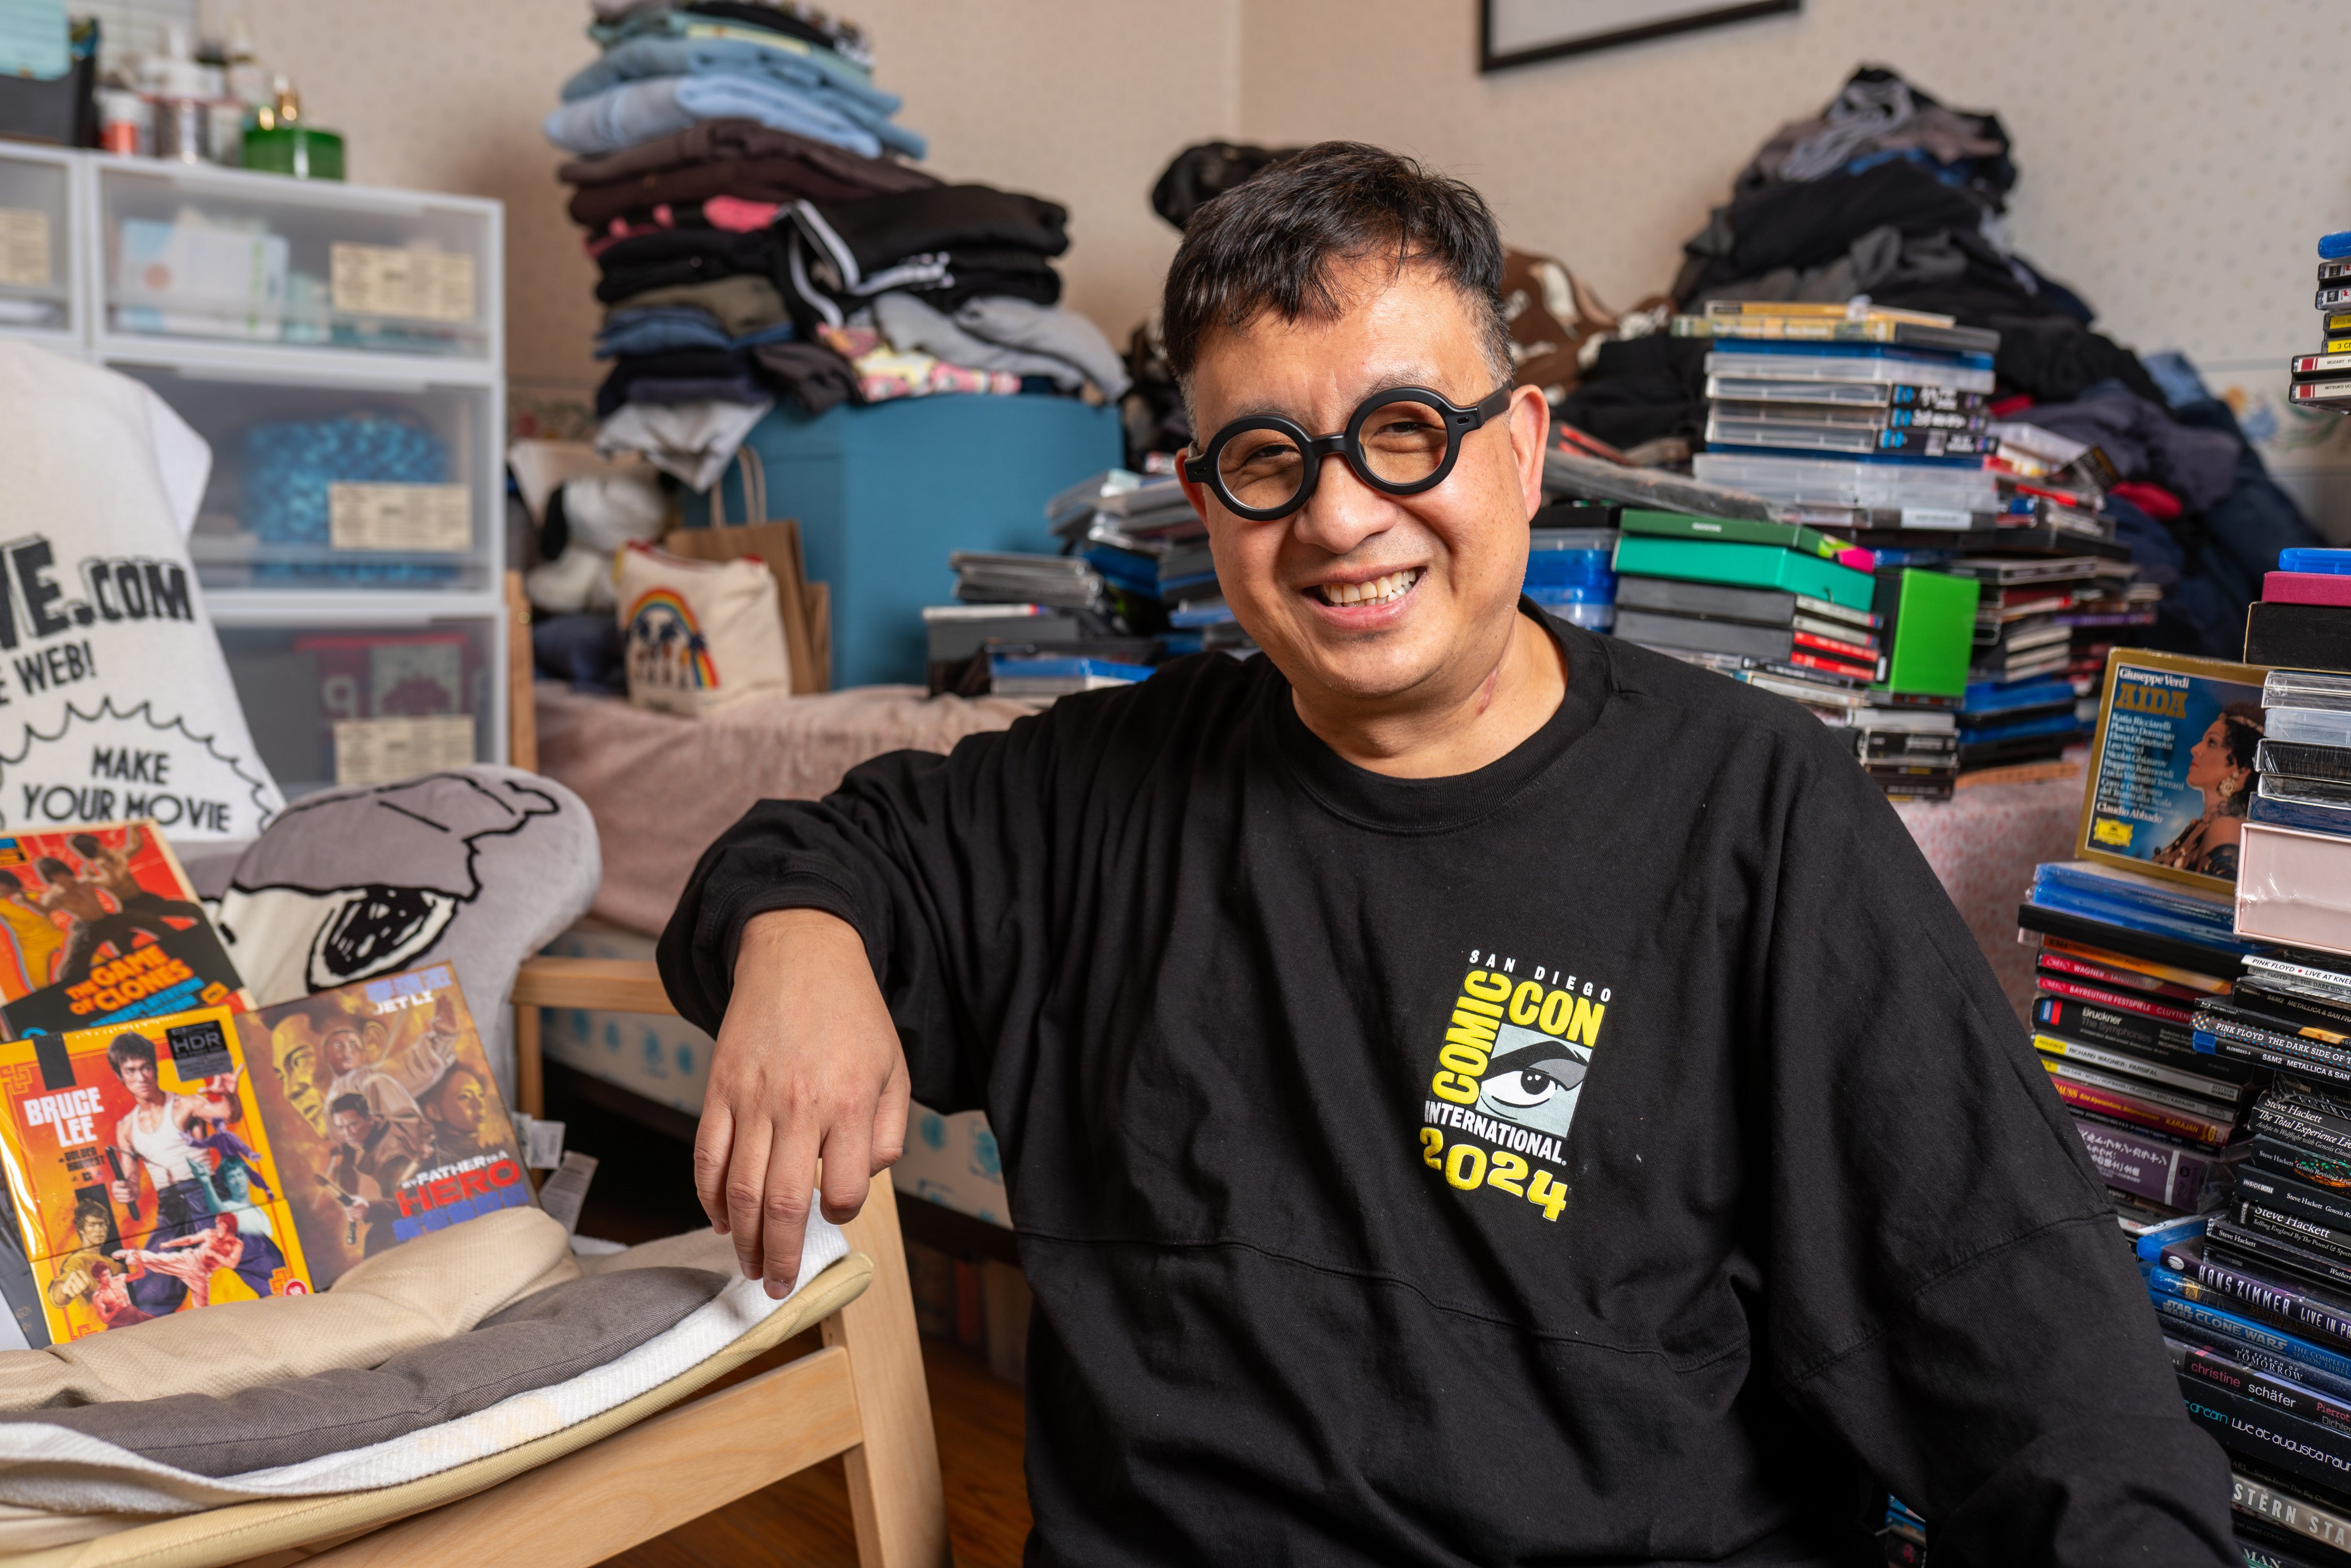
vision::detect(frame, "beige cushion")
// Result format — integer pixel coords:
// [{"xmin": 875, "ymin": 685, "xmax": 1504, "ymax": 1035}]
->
[
  {"xmin": 0, "ymin": 1252, "xmax": 871, "ymax": 1568},
  {"xmin": 0, "ymin": 1209, "xmax": 579, "ymax": 1414}
]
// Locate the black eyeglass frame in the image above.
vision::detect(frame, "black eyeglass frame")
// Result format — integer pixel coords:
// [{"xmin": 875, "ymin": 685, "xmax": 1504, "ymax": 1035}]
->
[{"xmin": 1182, "ymin": 384, "xmax": 1517, "ymax": 522}]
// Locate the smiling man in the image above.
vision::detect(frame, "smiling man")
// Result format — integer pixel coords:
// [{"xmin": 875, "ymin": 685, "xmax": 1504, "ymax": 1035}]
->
[{"xmin": 662, "ymin": 143, "xmax": 2234, "ymax": 1566}]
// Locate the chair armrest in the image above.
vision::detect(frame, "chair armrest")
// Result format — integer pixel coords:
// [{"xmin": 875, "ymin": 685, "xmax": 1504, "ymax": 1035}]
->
[{"xmin": 512, "ymin": 956, "xmax": 676, "ymax": 1016}]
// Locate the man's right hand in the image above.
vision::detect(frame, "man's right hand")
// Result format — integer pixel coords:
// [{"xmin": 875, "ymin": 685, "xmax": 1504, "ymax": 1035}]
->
[
  {"xmin": 695, "ymin": 908, "xmax": 911, "ymax": 1298},
  {"xmin": 108, "ymin": 1178, "xmax": 132, "ymax": 1207}
]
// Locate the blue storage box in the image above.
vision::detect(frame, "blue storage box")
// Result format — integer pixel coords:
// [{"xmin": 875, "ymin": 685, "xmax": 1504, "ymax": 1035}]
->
[{"xmin": 682, "ymin": 395, "xmax": 1124, "ymax": 687}]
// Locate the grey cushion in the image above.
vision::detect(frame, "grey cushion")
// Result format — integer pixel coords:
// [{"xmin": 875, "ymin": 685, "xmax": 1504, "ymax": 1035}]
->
[
  {"xmin": 5, "ymin": 1267, "xmax": 724, "ymax": 1476},
  {"xmin": 210, "ymin": 767, "xmax": 603, "ymax": 1099}
]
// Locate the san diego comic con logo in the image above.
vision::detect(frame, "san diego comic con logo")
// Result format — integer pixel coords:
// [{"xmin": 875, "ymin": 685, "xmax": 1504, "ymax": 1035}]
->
[{"xmin": 1419, "ymin": 951, "xmax": 1607, "ymax": 1224}]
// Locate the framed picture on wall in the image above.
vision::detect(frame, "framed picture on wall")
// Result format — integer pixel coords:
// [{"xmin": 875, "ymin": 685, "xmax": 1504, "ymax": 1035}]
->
[{"xmin": 1480, "ymin": 0, "xmax": 1801, "ymax": 72}]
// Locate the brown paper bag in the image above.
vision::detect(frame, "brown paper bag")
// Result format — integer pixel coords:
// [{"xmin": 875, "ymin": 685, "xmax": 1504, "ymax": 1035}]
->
[{"xmin": 661, "ymin": 449, "xmax": 832, "ymax": 693}]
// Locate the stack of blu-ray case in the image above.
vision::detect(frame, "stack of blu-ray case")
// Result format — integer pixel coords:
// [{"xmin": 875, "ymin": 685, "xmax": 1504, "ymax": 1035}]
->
[
  {"xmin": 1678, "ymin": 302, "xmax": 2001, "ymax": 529},
  {"xmin": 1954, "ymin": 675, "xmax": 2081, "ymax": 774},
  {"xmin": 0, "ymin": 962, "xmax": 536, "ymax": 1348},
  {"xmin": 1606, "ymin": 508, "xmax": 1884, "ymax": 712},
  {"xmin": 2006, "ymin": 859, "xmax": 2351, "ymax": 1554},
  {"xmin": 1523, "ymin": 514, "xmax": 1618, "ymax": 632},
  {"xmin": 2156, "ymin": 975, "xmax": 2351, "ymax": 1532},
  {"xmin": 2252, "ymin": 669, "xmax": 2351, "ymax": 843},
  {"xmin": 1845, "ymin": 704, "xmax": 1957, "ymax": 802},
  {"xmin": 2249, "ymin": 550, "xmax": 2351, "ymax": 678},
  {"xmin": 2016, "ymin": 861, "xmax": 2254, "ymax": 1225},
  {"xmin": 2287, "ymin": 230, "xmax": 2351, "ymax": 416}
]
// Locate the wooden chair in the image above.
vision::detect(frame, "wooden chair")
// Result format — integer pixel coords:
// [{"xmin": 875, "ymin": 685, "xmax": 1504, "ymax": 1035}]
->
[
  {"xmin": 18, "ymin": 958, "xmax": 949, "ymax": 1568},
  {"xmin": 335, "ymin": 956, "xmax": 952, "ymax": 1568},
  {"xmin": 274, "ymin": 585, "xmax": 941, "ymax": 1568}
]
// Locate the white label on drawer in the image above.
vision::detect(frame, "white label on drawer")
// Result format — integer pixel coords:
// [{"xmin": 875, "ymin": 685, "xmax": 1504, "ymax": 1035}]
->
[
  {"xmin": 332, "ymin": 715, "xmax": 477, "ymax": 787},
  {"xmin": 329, "ymin": 483, "xmax": 470, "ymax": 552},
  {"xmin": 0, "ymin": 207, "xmax": 49, "ymax": 288},
  {"xmin": 330, "ymin": 242, "xmax": 476, "ymax": 322}
]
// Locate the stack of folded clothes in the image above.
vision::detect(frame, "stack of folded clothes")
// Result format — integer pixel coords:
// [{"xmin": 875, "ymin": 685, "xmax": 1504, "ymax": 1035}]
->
[
  {"xmin": 782, "ymin": 186, "xmax": 1129, "ymax": 406},
  {"xmin": 546, "ymin": 1, "xmax": 1127, "ymax": 494}
]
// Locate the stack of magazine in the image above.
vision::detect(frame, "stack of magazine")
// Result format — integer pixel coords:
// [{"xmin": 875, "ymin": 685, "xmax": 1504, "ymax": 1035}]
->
[{"xmin": 0, "ymin": 818, "xmax": 535, "ymax": 1349}]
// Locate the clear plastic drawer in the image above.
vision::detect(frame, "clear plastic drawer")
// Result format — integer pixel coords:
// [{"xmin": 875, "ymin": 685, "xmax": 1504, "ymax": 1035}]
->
[
  {"xmin": 0, "ymin": 145, "xmax": 76, "ymax": 339},
  {"xmin": 96, "ymin": 159, "xmax": 496, "ymax": 361},
  {"xmin": 216, "ymin": 615, "xmax": 499, "ymax": 800},
  {"xmin": 121, "ymin": 359, "xmax": 496, "ymax": 592}
]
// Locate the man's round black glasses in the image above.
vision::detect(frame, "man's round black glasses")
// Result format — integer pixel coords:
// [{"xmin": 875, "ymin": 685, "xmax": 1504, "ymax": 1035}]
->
[{"xmin": 1182, "ymin": 385, "xmax": 1515, "ymax": 522}]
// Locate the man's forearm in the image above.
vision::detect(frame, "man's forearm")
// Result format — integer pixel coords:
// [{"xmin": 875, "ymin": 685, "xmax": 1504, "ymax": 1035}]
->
[{"xmin": 734, "ymin": 907, "xmax": 866, "ymax": 985}]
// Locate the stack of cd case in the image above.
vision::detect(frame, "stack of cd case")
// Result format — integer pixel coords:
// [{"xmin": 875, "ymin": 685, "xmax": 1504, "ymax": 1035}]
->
[
  {"xmin": 1689, "ymin": 328, "xmax": 2000, "ymax": 526},
  {"xmin": 2291, "ymin": 235, "xmax": 2351, "ymax": 413},
  {"xmin": 1849, "ymin": 704, "xmax": 1958, "ymax": 800},
  {"xmin": 2252, "ymin": 670, "xmax": 2351, "ymax": 839}
]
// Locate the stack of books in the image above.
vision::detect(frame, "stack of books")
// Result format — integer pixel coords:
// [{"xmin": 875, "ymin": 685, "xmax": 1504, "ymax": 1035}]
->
[
  {"xmin": 2017, "ymin": 861, "xmax": 2253, "ymax": 1227},
  {"xmin": 1524, "ymin": 500, "xmax": 1619, "ymax": 630},
  {"xmin": 1678, "ymin": 301, "xmax": 2001, "ymax": 529},
  {"xmin": 2289, "ymin": 229, "xmax": 2351, "ymax": 416}
]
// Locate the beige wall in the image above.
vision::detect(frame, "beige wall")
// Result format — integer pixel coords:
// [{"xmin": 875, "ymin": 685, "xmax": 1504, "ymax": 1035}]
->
[
  {"xmin": 1239, "ymin": 0, "xmax": 2345, "ymax": 370},
  {"xmin": 220, "ymin": 0, "xmax": 2351, "ymax": 523},
  {"xmin": 1236, "ymin": 0, "xmax": 2351, "ymax": 530},
  {"xmin": 228, "ymin": 0, "xmax": 1240, "ymax": 409}
]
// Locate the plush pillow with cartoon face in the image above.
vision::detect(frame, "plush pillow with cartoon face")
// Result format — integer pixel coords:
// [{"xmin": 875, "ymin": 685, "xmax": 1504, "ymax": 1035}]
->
[
  {"xmin": 0, "ymin": 342, "xmax": 282, "ymax": 840},
  {"xmin": 211, "ymin": 767, "xmax": 601, "ymax": 1099}
]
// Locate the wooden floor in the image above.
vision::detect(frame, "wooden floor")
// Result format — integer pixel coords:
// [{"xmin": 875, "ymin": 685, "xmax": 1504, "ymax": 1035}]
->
[
  {"xmin": 599, "ymin": 1332, "xmax": 1030, "ymax": 1567},
  {"xmin": 554, "ymin": 1082, "xmax": 1033, "ymax": 1566}
]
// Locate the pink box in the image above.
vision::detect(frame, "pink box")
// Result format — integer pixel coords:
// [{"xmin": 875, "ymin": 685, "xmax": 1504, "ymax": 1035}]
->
[
  {"xmin": 2265, "ymin": 570, "xmax": 2351, "ymax": 607},
  {"xmin": 2236, "ymin": 821, "xmax": 2351, "ymax": 957}
]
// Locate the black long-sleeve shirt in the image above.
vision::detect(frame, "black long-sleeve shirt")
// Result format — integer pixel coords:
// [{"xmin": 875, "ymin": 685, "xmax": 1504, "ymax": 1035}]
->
[{"xmin": 660, "ymin": 608, "xmax": 2236, "ymax": 1566}]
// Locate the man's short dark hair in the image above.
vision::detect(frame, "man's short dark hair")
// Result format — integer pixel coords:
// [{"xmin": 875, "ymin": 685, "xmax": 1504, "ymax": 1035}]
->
[
  {"xmin": 106, "ymin": 1033, "xmax": 157, "ymax": 1075},
  {"xmin": 1159, "ymin": 142, "xmax": 1512, "ymax": 412},
  {"xmin": 35, "ymin": 857, "xmax": 71, "ymax": 883},
  {"xmin": 67, "ymin": 834, "xmax": 100, "ymax": 858},
  {"xmin": 329, "ymin": 1094, "xmax": 372, "ymax": 1119}
]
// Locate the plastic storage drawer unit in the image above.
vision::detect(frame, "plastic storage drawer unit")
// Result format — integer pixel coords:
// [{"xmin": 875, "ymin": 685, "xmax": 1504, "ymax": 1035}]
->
[
  {"xmin": 95, "ymin": 158, "xmax": 498, "ymax": 363},
  {"xmin": 118, "ymin": 359, "xmax": 498, "ymax": 593},
  {"xmin": 0, "ymin": 142, "xmax": 79, "ymax": 349},
  {"xmin": 216, "ymin": 615, "xmax": 501, "ymax": 800}
]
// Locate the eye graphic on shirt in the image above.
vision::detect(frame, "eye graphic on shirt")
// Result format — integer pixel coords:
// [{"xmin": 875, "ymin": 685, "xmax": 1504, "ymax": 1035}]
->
[{"xmin": 1475, "ymin": 1039, "xmax": 1589, "ymax": 1139}]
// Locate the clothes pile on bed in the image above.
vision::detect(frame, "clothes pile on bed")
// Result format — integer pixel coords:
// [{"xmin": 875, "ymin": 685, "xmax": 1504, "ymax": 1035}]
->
[
  {"xmin": 549, "ymin": 0, "xmax": 1125, "ymax": 490},
  {"xmin": 1556, "ymin": 64, "xmax": 2322, "ymax": 663}
]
